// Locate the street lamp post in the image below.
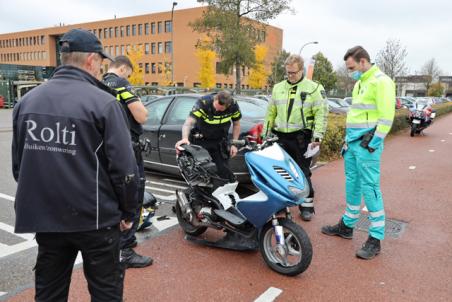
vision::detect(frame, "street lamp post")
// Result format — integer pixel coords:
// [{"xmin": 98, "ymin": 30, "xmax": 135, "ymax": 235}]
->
[
  {"xmin": 171, "ymin": 2, "xmax": 177, "ymax": 86},
  {"xmin": 298, "ymin": 41, "xmax": 319, "ymax": 56}
]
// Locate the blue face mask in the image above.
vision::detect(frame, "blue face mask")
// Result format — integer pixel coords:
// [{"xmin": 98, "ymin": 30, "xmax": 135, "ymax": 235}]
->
[{"xmin": 349, "ymin": 70, "xmax": 362, "ymax": 81}]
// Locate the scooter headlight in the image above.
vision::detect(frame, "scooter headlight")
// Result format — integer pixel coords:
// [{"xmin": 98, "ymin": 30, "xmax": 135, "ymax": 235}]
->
[{"xmin": 288, "ymin": 186, "xmax": 309, "ymax": 200}]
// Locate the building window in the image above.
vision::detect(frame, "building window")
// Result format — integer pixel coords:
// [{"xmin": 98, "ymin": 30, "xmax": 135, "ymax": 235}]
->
[
  {"xmin": 120, "ymin": 26, "xmax": 124, "ymax": 37},
  {"xmin": 115, "ymin": 27, "xmax": 119, "ymax": 37},
  {"xmin": 109, "ymin": 46, "xmax": 113, "ymax": 56},
  {"xmin": 98, "ymin": 29, "xmax": 102, "ymax": 39},
  {"xmin": 165, "ymin": 20, "xmax": 172, "ymax": 33},
  {"xmin": 158, "ymin": 42, "xmax": 163, "ymax": 54},
  {"xmin": 151, "ymin": 63, "xmax": 156, "ymax": 74},
  {"xmin": 145, "ymin": 43, "xmax": 150, "ymax": 55},
  {"xmin": 151, "ymin": 22, "xmax": 156, "ymax": 34},
  {"xmin": 164, "ymin": 41, "xmax": 172, "ymax": 53},
  {"xmin": 138, "ymin": 24, "xmax": 143, "ymax": 35},
  {"xmin": 92, "ymin": 30, "xmax": 97, "ymax": 38},
  {"xmin": 126, "ymin": 25, "xmax": 130, "ymax": 36},
  {"xmin": 115, "ymin": 46, "xmax": 119, "ymax": 56},
  {"xmin": 121, "ymin": 45, "xmax": 124, "ymax": 55},
  {"xmin": 151, "ymin": 43, "xmax": 156, "ymax": 54},
  {"xmin": 33, "ymin": 37, "xmax": 36, "ymax": 45},
  {"xmin": 158, "ymin": 62, "xmax": 162, "ymax": 74},
  {"xmin": 157, "ymin": 22, "xmax": 162, "ymax": 33},
  {"xmin": 216, "ymin": 83, "xmax": 222, "ymax": 88},
  {"xmin": 132, "ymin": 24, "xmax": 136, "ymax": 36},
  {"xmin": 145, "ymin": 23, "xmax": 149, "ymax": 35},
  {"xmin": 104, "ymin": 28, "xmax": 108, "ymax": 39},
  {"xmin": 109, "ymin": 27, "xmax": 113, "ymax": 39},
  {"xmin": 151, "ymin": 82, "xmax": 158, "ymax": 86},
  {"xmin": 145, "ymin": 63, "xmax": 149, "ymax": 74}
]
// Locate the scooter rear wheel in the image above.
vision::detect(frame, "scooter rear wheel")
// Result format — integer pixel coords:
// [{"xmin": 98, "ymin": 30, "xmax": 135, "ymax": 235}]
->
[
  {"xmin": 259, "ymin": 218, "xmax": 312, "ymax": 276},
  {"xmin": 175, "ymin": 200, "xmax": 207, "ymax": 236}
]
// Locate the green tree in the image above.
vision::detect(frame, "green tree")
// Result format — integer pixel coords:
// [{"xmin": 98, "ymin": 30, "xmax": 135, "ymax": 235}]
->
[
  {"xmin": 191, "ymin": 0, "xmax": 292, "ymax": 94},
  {"xmin": 312, "ymin": 52, "xmax": 337, "ymax": 92},
  {"xmin": 268, "ymin": 49, "xmax": 290, "ymax": 87},
  {"xmin": 335, "ymin": 64, "xmax": 355, "ymax": 97},
  {"xmin": 427, "ymin": 82, "xmax": 444, "ymax": 97}
]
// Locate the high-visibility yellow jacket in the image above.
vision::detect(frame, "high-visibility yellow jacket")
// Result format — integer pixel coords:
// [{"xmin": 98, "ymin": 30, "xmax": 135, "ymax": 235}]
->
[
  {"xmin": 264, "ymin": 78, "xmax": 328, "ymax": 140},
  {"xmin": 346, "ymin": 65, "xmax": 395, "ymax": 149}
]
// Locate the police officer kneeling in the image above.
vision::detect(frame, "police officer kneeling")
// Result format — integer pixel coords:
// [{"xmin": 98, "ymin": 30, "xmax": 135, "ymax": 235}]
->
[{"xmin": 175, "ymin": 91, "xmax": 241, "ymax": 182}]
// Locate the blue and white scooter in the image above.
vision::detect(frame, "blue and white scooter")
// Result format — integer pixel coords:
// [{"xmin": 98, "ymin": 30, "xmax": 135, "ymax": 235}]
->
[{"xmin": 175, "ymin": 137, "xmax": 313, "ymax": 276}]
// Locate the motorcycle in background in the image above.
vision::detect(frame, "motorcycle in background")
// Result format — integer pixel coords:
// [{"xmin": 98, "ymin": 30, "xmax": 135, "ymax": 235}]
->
[{"xmin": 408, "ymin": 102, "xmax": 436, "ymax": 137}]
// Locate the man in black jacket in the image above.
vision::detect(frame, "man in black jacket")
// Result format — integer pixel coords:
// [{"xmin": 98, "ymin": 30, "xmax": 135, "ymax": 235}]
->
[
  {"xmin": 103, "ymin": 56, "xmax": 152, "ymax": 268},
  {"xmin": 12, "ymin": 29, "xmax": 138, "ymax": 302}
]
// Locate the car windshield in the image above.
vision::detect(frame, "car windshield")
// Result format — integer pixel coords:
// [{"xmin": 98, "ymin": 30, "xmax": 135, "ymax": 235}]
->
[{"xmin": 236, "ymin": 99, "xmax": 267, "ymax": 118}]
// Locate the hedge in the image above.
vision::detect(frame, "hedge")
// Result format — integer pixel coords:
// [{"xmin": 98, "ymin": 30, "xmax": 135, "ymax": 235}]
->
[{"xmin": 319, "ymin": 102, "xmax": 452, "ymax": 161}]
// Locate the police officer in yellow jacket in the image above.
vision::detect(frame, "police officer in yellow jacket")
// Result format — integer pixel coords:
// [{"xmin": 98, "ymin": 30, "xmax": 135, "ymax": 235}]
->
[
  {"xmin": 322, "ymin": 46, "xmax": 395, "ymax": 260},
  {"xmin": 264, "ymin": 54, "xmax": 328, "ymax": 221}
]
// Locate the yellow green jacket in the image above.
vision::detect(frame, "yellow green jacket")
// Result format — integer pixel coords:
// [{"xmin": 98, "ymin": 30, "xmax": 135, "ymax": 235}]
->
[
  {"xmin": 264, "ymin": 78, "xmax": 328, "ymax": 140},
  {"xmin": 346, "ymin": 65, "xmax": 395, "ymax": 148}
]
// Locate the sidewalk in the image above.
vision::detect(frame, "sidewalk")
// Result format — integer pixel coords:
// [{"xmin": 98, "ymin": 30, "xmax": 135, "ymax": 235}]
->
[{"xmin": 7, "ymin": 114, "xmax": 452, "ymax": 301}]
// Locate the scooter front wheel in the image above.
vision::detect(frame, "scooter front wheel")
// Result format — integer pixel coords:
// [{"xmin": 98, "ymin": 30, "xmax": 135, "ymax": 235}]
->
[
  {"xmin": 259, "ymin": 219, "xmax": 312, "ymax": 276},
  {"xmin": 175, "ymin": 199, "xmax": 207, "ymax": 236}
]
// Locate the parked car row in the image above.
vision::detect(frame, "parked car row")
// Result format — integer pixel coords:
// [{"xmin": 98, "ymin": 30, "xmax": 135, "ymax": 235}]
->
[{"xmin": 141, "ymin": 94, "xmax": 267, "ymax": 182}]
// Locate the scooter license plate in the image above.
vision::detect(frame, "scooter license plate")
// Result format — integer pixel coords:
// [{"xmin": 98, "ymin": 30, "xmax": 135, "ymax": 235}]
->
[{"xmin": 412, "ymin": 119, "xmax": 421, "ymax": 124}]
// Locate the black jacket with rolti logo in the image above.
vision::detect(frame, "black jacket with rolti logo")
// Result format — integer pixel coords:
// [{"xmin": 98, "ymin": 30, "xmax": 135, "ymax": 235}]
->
[{"xmin": 12, "ymin": 65, "xmax": 138, "ymax": 233}]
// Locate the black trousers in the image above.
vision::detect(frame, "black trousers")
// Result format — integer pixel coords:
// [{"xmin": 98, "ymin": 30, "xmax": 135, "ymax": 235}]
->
[
  {"xmin": 35, "ymin": 226, "xmax": 123, "ymax": 302},
  {"xmin": 120, "ymin": 143, "xmax": 145, "ymax": 249},
  {"xmin": 275, "ymin": 130, "xmax": 314, "ymax": 199},
  {"xmin": 192, "ymin": 138, "xmax": 235, "ymax": 181}
]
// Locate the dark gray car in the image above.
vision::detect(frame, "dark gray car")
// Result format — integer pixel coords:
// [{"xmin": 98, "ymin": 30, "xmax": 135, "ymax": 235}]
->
[{"xmin": 141, "ymin": 94, "xmax": 267, "ymax": 182}]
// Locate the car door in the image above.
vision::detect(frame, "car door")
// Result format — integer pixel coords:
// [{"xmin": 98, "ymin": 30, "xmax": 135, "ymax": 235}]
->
[
  {"xmin": 142, "ymin": 96, "xmax": 173, "ymax": 170},
  {"xmin": 158, "ymin": 95, "xmax": 198, "ymax": 168}
]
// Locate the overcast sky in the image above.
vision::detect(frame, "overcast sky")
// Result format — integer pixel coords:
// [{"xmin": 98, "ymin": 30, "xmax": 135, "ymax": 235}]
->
[{"xmin": 1, "ymin": 0, "xmax": 451, "ymax": 75}]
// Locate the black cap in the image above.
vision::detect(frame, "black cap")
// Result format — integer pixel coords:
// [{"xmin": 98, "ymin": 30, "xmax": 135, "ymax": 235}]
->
[{"xmin": 59, "ymin": 28, "xmax": 113, "ymax": 61}]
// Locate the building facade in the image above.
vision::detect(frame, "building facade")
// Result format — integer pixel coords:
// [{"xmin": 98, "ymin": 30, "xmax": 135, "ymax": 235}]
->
[{"xmin": 0, "ymin": 7, "xmax": 283, "ymax": 89}]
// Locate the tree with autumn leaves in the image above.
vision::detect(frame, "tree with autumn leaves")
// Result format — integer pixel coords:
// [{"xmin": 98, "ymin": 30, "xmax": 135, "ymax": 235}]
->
[
  {"xmin": 126, "ymin": 45, "xmax": 144, "ymax": 85},
  {"xmin": 248, "ymin": 45, "xmax": 268, "ymax": 89},
  {"xmin": 195, "ymin": 37, "xmax": 216, "ymax": 89}
]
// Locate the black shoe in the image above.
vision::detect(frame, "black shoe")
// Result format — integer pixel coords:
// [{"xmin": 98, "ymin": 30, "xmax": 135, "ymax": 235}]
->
[
  {"xmin": 120, "ymin": 248, "xmax": 153, "ymax": 269},
  {"xmin": 321, "ymin": 219, "xmax": 353, "ymax": 239},
  {"xmin": 299, "ymin": 206, "xmax": 314, "ymax": 221},
  {"xmin": 356, "ymin": 236, "xmax": 381, "ymax": 260}
]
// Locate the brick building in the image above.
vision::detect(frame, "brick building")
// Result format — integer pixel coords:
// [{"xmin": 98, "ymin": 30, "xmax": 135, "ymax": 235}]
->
[{"xmin": 0, "ymin": 7, "xmax": 282, "ymax": 89}]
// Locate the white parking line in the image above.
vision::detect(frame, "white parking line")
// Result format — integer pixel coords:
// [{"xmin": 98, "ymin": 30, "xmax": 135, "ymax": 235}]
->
[
  {"xmin": 145, "ymin": 186, "xmax": 175, "ymax": 194},
  {"xmin": 150, "ymin": 216, "xmax": 179, "ymax": 232},
  {"xmin": 0, "ymin": 222, "xmax": 37, "ymax": 259},
  {"xmin": 0, "ymin": 292, "xmax": 7, "ymax": 297},
  {"xmin": 146, "ymin": 180, "xmax": 187, "ymax": 190},
  {"xmin": 0, "ymin": 193, "xmax": 15, "ymax": 202},
  {"xmin": 428, "ymin": 149, "xmax": 435, "ymax": 152},
  {"xmin": 254, "ymin": 287, "xmax": 283, "ymax": 302},
  {"xmin": 163, "ymin": 178, "xmax": 187, "ymax": 185},
  {"xmin": 441, "ymin": 139, "xmax": 446, "ymax": 142},
  {"xmin": 152, "ymin": 193, "xmax": 176, "ymax": 201},
  {"xmin": 409, "ymin": 166, "xmax": 416, "ymax": 170}
]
